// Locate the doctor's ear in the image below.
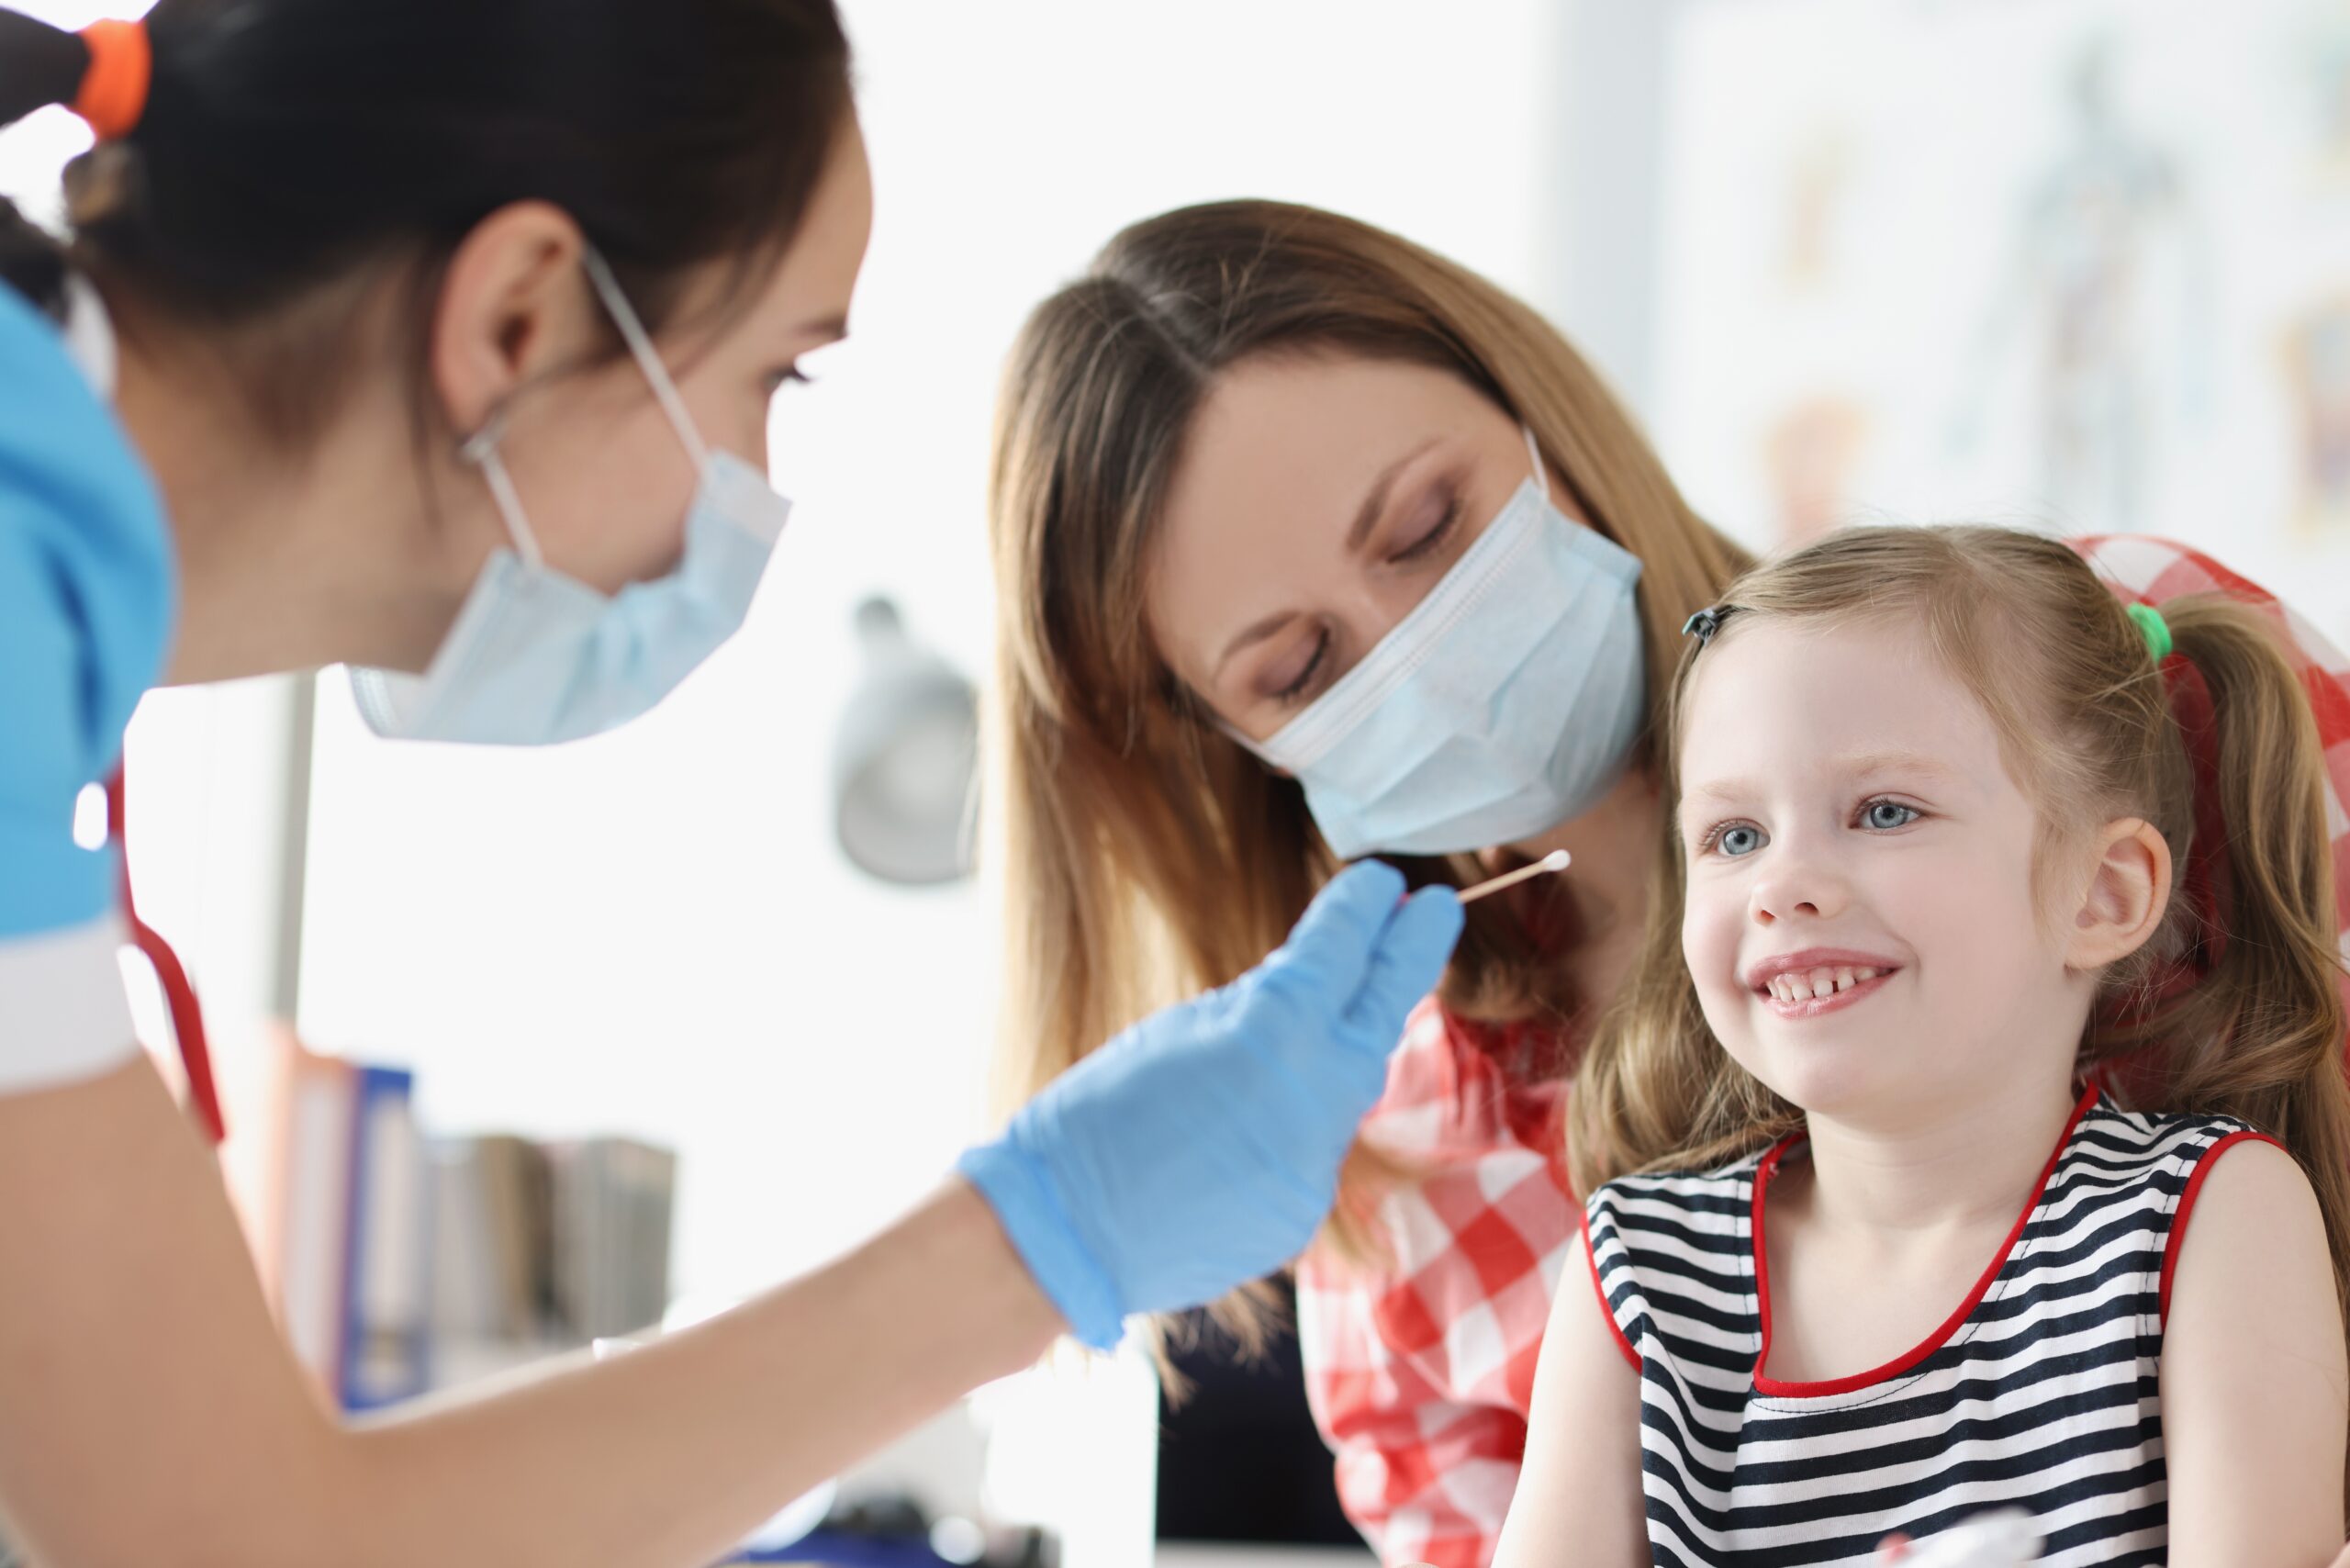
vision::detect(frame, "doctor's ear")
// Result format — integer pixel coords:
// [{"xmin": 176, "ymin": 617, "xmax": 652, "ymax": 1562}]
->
[
  {"xmin": 2062, "ymin": 816, "xmax": 2173, "ymax": 973},
  {"xmin": 428, "ymin": 201, "xmax": 599, "ymax": 442}
]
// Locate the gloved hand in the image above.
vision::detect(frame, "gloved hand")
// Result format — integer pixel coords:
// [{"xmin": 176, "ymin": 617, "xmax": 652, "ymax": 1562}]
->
[
  {"xmin": 0, "ymin": 283, "xmax": 173, "ymax": 939},
  {"xmin": 957, "ymin": 860, "xmax": 1464, "ymax": 1349}
]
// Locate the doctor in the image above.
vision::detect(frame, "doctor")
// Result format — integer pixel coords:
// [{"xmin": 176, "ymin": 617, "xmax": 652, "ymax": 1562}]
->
[{"xmin": 0, "ymin": 5, "xmax": 1462, "ymax": 1564}]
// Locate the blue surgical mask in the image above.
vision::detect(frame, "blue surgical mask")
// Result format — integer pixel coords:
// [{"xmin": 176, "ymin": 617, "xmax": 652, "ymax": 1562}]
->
[
  {"xmin": 1231, "ymin": 428, "xmax": 1647, "ymax": 859},
  {"xmin": 349, "ymin": 248, "xmax": 790, "ymax": 745}
]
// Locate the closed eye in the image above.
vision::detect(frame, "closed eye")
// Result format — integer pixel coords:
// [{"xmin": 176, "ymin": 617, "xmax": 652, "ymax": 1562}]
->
[
  {"xmin": 1272, "ymin": 627, "xmax": 1332, "ymax": 705},
  {"xmin": 1387, "ymin": 485, "xmax": 1463, "ymax": 566}
]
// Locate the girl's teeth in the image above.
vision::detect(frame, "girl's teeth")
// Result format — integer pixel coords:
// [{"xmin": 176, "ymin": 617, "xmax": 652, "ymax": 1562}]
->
[{"xmin": 1768, "ymin": 965, "xmax": 1887, "ymax": 1003}]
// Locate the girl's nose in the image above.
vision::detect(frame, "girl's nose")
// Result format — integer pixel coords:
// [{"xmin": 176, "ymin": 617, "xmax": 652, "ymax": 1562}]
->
[{"xmin": 1749, "ymin": 851, "xmax": 1849, "ymax": 927}]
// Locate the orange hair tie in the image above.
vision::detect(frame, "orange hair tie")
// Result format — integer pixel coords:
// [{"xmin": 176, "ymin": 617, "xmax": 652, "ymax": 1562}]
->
[{"xmin": 73, "ymin": 18, "xmax": 152, "ymax": 142}]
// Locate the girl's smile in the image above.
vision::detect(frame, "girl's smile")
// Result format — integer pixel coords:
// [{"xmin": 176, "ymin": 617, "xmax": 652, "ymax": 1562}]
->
[{"xmin": 1746, "ymin": 947, "xmax": 1902, "ymax": 1019}]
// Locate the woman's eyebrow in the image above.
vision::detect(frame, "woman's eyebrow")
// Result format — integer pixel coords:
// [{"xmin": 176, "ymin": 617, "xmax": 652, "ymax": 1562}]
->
[{"xmin": 1215, "ymin": 610, "xmax": 1298, "ymax": 679}]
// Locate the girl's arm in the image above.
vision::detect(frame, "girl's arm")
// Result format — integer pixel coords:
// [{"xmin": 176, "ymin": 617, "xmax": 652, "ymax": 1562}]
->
[
  {"xmin": 1490, "ymin": 1229, "xmax": 1646, "ymax": 1568},
  {"xmin": 2162, "ymin": 1138, "xmax": 2348, "ymax": 1564}
]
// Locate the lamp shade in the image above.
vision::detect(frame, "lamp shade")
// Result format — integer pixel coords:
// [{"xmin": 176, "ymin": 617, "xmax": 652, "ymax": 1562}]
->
[{"xmin": 831, "ymin": 597, "xmax": 979, "ymax": 886}]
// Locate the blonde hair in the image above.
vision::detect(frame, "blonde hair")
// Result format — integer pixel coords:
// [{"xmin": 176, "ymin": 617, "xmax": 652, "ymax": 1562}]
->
[
  {"xmin": 1569, "ymin": 524, "xmax": 2350, "ymax": 1340},
  {"xmin": 984, "ymin": 200, "xmax": 1750, "ymax": 1330}
]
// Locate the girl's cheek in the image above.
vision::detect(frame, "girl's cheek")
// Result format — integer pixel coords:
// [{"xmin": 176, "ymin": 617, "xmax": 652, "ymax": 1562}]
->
[{"xmin": 1684, "ymin": 892, "xmax": 1745, "ymax": 1008}]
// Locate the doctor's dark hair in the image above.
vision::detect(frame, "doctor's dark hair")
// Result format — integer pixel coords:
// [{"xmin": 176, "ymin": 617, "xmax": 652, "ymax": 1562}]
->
[{"xmin": 0, "ymin": 0, "xmax": 851, "ymax": 439}]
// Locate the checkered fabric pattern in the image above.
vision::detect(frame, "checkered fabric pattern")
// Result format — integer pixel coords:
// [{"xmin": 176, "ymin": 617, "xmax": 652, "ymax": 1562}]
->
[{"xmin": 1292, "ymin": 534, "xmax": 2350, "ymax": 1568}]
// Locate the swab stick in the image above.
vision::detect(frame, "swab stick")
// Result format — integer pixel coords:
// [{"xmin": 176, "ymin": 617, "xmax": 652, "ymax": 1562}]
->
[{"xmin": 1456, "ymin": 849, "xmax": 1571, "ymax": 905}]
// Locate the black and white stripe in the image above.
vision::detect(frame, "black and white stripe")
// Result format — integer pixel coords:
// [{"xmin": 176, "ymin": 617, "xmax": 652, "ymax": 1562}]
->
[{"xmin": 1583, "ymin": 1092, "xmax": 2251, "ymax": 1567}]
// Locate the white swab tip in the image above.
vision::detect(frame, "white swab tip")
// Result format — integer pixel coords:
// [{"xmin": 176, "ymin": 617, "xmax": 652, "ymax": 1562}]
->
[{"xmin": 1539, "ymin": 849, "xmax": 1572, "ymax": 871}]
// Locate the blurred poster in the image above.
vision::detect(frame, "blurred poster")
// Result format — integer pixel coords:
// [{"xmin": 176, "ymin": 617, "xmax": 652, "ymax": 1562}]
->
[{"xmin": 1653, "ymin": 0, "xmax": 2350, "ymax": 650}]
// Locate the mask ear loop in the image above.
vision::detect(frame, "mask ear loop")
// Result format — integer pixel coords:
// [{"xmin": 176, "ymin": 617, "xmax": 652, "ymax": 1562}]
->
[
  {"xmin": 1522, "ymin": 425, "xmax": 1548, "ymax": 501},
  {"xmin": 459, "ymin": 412, "xmax": 547, "ymax": 570},
  {"xmin": 580, "ymin": 244, "xmax": 713, "ymax": 473}
]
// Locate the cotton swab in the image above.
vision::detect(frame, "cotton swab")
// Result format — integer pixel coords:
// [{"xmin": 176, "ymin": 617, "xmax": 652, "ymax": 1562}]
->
[{"xmin": 1456, "ymin": 849, "xmax": 1572, "ymax": 905}]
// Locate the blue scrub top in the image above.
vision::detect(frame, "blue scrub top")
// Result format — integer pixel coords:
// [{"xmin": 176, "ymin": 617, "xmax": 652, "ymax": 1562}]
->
[{"xmin": 0, "ymin": 279, "xmax": 174, "ymax": 939}]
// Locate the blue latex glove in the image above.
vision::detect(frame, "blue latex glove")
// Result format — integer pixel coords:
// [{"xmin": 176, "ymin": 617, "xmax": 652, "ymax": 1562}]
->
[
  {"xmin": 0, "ymin": 284, "xmax": 173, "ymax": 938},
  {"xmin": 957, "ymin": 860, "xmax": 1464, "ymax": 1348}
]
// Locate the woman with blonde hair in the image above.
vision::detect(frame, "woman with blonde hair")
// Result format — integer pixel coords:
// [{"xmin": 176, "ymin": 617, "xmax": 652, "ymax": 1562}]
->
[{"xmin": 989, "ymin": 198, "xmax": 2350, "ymax": 1566}]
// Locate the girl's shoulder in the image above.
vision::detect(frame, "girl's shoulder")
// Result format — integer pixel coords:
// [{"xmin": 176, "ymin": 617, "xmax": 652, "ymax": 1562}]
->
[
  {"xmin": 2068, "ymin": 1095, "xmax": 2260, "ymax": 1169},
  {"xmin": 1584, "ymin": 1140, "xmax": 1778, "ymax": 1227},
  {"xmin": 1583, "ymin": 1097, "xmax": 2264, "ymax": 1227},
  {"xmin": 2071, "ymin": 1098, "xmax": 2311, "ymax": 1327}
]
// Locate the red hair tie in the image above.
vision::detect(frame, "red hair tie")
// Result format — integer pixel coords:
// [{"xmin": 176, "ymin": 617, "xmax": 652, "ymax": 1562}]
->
[{"xmin": 73, "ymin": 18, "xmax": 151, "ymax": 142}]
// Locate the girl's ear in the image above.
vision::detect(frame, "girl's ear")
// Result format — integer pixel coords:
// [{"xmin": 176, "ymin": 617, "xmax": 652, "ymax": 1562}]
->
[{"xmin": 2064, "ymin": 817, "xmax": 2174, "ymax": 972}]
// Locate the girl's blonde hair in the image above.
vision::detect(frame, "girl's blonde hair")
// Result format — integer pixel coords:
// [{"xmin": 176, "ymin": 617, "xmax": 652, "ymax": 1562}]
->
[
  {"xmin": 985, "ymin": 200, "xmax": 1750, "ymax": 1319},
  {"xmin": 1570, "ymin": 524, "xmax": 2350, "ymax": 1335}
]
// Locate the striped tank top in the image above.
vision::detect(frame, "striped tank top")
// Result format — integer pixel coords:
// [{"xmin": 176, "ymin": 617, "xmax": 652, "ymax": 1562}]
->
[{"xmin": 1582, "ymin": 1085, "xmax": 2272, "ymax": 1565}]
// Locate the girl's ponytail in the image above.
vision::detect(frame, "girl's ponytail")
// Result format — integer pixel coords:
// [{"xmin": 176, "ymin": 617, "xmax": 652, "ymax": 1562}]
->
[{"xmin": 2143, "ymin": 598, "xmax": 2350, "ymax": 1317}]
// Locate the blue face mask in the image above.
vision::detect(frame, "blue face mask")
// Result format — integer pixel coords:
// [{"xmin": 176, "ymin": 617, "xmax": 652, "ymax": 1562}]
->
[
  {"xmin": 349, "ymin": 249, "xmax": 790, "ymax": 745},
  {"xmin": 1232, "ymin": 428, "xmax": 1647, "ymax": 860}
]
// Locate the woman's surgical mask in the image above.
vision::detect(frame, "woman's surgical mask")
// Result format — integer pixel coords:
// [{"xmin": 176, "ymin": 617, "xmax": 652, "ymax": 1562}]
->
[
  {"xmin": 350, "ymin": 248, "xmax": 789, "ymax": 745},
  {"xmin": 1229, "ymin": 427, "xmax": 1647, "ymax": 859}
]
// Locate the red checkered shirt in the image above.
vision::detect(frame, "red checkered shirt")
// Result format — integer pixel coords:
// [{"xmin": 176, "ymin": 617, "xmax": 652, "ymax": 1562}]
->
[{"xmin": 1292, "ymin": 534, "xmax": 2350, "ymax": 1568}]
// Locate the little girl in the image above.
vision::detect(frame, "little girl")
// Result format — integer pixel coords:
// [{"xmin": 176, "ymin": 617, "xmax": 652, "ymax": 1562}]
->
[{"xmin": 1493, "ymin": 526, "xmax": 2350, "ymax": 1566}]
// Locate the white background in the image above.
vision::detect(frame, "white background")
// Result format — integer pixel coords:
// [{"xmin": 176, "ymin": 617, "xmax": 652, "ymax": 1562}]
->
[{"xmin": 1654, "ymin": 0, "xmax": 2350, "ymax": 654}]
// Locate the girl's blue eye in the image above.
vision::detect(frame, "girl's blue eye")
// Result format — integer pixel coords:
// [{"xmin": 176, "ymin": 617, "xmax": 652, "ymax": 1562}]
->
[
  {"xmin": 1863, "ymin": 800, "xmax": 1919, "ymax": 831},
  {"xmin": 1715, "ymin": 823, "xmax": 1766, "ymax": 857}
]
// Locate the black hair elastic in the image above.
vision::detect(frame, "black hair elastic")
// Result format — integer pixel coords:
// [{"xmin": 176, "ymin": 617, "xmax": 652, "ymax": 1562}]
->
[{"xmin": 1682, "ymin": 605, "xmax": 1740, "ymax": 648}]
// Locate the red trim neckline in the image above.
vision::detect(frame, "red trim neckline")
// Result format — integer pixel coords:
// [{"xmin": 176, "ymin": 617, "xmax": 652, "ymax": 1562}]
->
[{"xmin": 1748, "ymin": 1081, "xmax": 2098, "ymax": 1399}]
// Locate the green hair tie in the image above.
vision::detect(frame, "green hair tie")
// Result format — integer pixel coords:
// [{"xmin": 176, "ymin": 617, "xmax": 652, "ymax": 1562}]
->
[{"xmin": 2126, "ymin": 601, "xmax": 2173, "ymax": 663}]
